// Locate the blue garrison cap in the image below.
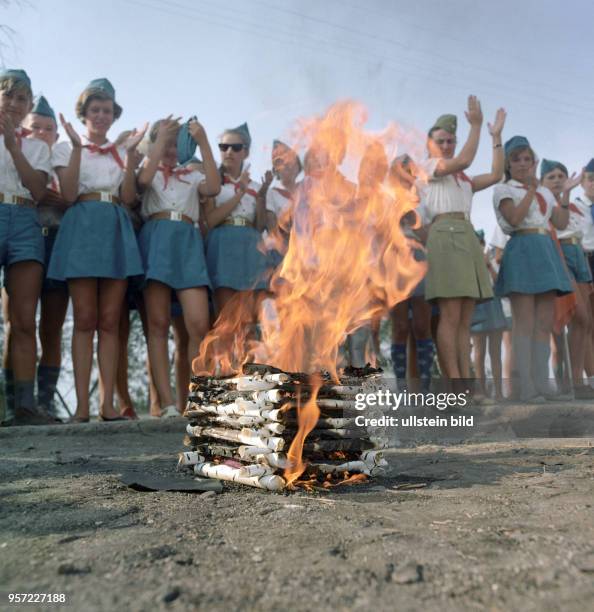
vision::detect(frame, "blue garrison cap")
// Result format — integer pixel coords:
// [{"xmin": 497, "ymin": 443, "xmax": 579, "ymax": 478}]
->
[
  {"xmin": 84, "ymin": 78, "xmax": 116, "ymax": 100},
  {"xmin": 504, "ymin": 135, "xmax": 531, "ymax": 158},
  {"xmin": 0, "ymin": 68, "xmax": 31, "ymax": 89},
  {"xmin": 584, "ymin": 159, "xmax": 594, "ymax": 174},
  {"xmin": 540, "ymin": 158, "xmax": 568, "ymax": 179},
  {"xmin": 230, "ymin": 122, "xmax": 251, "ymax": 148},
  {"xmin": 31, "ymin": 95, "xmax": 56, "ymax": 122},
  {"xmin": 177, "ymin": 117, "xmax": 198, "ymax": 165}
]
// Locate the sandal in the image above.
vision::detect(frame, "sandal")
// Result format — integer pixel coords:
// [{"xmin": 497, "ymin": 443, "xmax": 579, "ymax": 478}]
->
[
  {"xmin": 69, "ymin": 414, "xmax": 90, "ymax": 424},
  {"xmin": 98, "ymin": 414, "xmax": 129, "ymax": 422}
]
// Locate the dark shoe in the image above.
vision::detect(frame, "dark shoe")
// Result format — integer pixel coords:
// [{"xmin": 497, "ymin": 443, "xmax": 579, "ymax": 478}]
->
[
  {"xmin": 13, "ymin": 406, "xmax": 56, "ymax": 426},
  {"xmin": 573, "ymin": 385, "xmax": 594, "ymax": 400},
  {"xmin": 98, "ymin": 414, "xmax": 128, "ymax": 422}
]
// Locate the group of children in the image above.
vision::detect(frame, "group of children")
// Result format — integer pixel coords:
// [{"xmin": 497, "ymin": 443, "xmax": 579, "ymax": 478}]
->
[{"xmin": 1, "ymin": 69, "xmax": 593, "ymax": 426}]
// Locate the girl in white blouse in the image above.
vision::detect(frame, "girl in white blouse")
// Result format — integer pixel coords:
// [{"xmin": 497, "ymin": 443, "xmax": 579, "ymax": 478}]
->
[
  {"xmin": 493, "ymin": 136, "xmax": 572, "ymax": 402},
  {"xmin": 48, "ymin": 78, "xmax": 146, "ymax": 422},
  {"xmin": 204, "ymin": 123, "xmax": 268, "ymax": 316},
  {"xmin": 419, "ymin": 97, "xmax": 506, "ymax": 385},
  {"xmin": 136, "ymin": 117, "xmax": 219, "ymax": 417}
]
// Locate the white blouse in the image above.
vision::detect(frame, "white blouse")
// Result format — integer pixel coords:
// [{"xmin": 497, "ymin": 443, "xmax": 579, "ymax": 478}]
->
[
  {"xmin": 0, "ymin": 131, "xmax": 51, "ymax": 200},
  {"xmin": 576, "ymin": 195, "xmax": 594, "ymax": 251},
  {"xmin": 141, "ymin": 166, "xmax": 205, "ymax": 222},
  {"xmin": 215, "ymin": 176, "xmax": 262, "ymax": 224},
  {"xmin": 415, "ymin": 158, "xmax": 474, "ymax": 223},
  {"xmin": 556, "ymin": 197, "xmax": 589, "ymax": 240},
  {"xmin": 493, "ymin": 180, "xmax": 556, "ymax": 234},
  {"xmin": 266, "ymin": 182, "xmax": 296, "ymax": 219},
  {"xmin": 52, "ymin": 135, "xmax": 127, "ymax": 196},
  {"xmin": 489, "ymin": 223, "xmax": 509, "ymax": 250}
]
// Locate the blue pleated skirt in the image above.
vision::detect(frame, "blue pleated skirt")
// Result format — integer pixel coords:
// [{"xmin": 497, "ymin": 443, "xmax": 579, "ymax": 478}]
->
[
  {"xmin": 471, "ymin": 297, "xmax": 509, "ymax": 333},
  {"xmin": 47, "ymin": 201, "xmax": 143, "ymax": 281},
  {"xmin": 139, "ymin": 218, "xmax": 211, "ymax": 290},
  {"xmin": 561, "ymin": 243, "xmax": 592, "ymax": 284},
  {"xmin": 206, "ymin": 225, "xmax": 267, "ymax": 291},
  {"xmin": 494, "ymin": 233, "xmax": 573, "ymax": 297}
]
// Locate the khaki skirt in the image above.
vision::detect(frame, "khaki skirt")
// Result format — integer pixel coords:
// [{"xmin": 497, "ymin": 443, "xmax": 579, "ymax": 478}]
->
[{"xmin": 425, "ymin": 217, "xmax": 493, "ymax": 301}]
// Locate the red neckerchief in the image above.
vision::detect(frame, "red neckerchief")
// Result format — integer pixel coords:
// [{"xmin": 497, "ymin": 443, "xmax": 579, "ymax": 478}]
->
[
  {"xmin": 15, "ymin": 127, "xmax": 32, "ymax": 149},
  {"xmin": 273, "ymin": 186, "xmax": 293, "ymax": 201},
  {"xmin": 516, "ymin": 183, "xmax": 547, "ymax": 215},
  {"xmin": 224, "ymin": 175, "xmax": 258, "ymax": 198},
  {"xmin": 158, "ymin": 165, "xmax": 193, "ymax": 189},
  {"xmin": 568, "ymin": 202, "xmax": 584, "ymax": 217},
  {"xmin": 83, "ymin": 142, "xmax": 125, "ymax": 169},
  {"xmin": 453, "ymin": 171, "xmax": 473, "ymax": 188}
]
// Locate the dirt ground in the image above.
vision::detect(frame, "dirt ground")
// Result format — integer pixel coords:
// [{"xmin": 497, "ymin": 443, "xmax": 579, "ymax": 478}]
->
[{"xmin": 0, "ymin": 420, "xmax": 593, "ymax": 612}]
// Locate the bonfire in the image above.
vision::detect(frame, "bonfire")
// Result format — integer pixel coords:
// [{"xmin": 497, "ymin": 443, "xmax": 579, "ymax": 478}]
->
[{"xmin": 179, "ymin": 101, "xmax": 426, "ymax": 490}]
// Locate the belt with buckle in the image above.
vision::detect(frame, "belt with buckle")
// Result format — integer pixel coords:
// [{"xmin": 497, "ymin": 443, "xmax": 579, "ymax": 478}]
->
[
  {"xmin": 512, "ymin": 228, "xmax": 550, "ymax": 236},
  {"xmin": 222, "ymin": 216, "xmax": 254, "ymax": 228},
  {"xmin": 432, "ymin": 212, "xmax": 467, "ymax": 222},
  {"xmin": 149, "ymin": 211, "xmax": 194, "ymax": 225},
  {"xmin": 77, "ymin": 191, "xmax": 120, "ymax": 205},
  {"xmin": 559, "ymin": 236, "xmax": 581, "ymax": 246},
  {"xmin": 0, "ymin": 191, "xmax": 35, "ymax": 207}
]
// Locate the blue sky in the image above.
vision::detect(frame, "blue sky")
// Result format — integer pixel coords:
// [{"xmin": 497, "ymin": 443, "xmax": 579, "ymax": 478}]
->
[{"xmin": 2, "ymin": 0, "xmax": 593, "ymax": 239}]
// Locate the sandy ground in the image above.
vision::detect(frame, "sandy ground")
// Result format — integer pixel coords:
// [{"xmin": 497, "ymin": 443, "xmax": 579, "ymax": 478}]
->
[{"xmin": 0, "ymin": 420, "xmax": 593, "ymax": 612}]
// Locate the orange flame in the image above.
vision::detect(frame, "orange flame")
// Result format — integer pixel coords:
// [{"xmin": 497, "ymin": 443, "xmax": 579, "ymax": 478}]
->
[
  {"xmin": 193, "ymin": 100, "xmax": 425, "ymax": 378},
  {"xmin": 192, "ymin": 100, "xmax": 427, "ymax": 475},
  {"xmin": 283, "ymin": 375, "xmax": 322, "ymax": 487}
]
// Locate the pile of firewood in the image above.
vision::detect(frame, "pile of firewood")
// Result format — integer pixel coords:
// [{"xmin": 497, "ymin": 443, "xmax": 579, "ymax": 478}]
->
[{"xmin": 178, "ymin": 364, "xmax": 388, "ymax": 491}]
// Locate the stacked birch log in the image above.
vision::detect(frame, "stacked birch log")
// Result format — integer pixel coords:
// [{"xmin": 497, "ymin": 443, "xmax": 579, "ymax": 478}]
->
[{"xmin": 178, "ymin": 364, "xmax": 388, "ymax": 491}]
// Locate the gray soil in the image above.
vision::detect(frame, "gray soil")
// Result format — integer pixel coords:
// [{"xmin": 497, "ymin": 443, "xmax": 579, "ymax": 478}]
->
[{"xmin": 1, "ymin": 420, "xmax": 593, "ymax": 612}]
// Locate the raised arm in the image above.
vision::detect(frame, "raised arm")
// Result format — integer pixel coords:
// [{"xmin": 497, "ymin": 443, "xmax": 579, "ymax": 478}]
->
[
  {"xmin": 55, "ymin": 113, "xmax": 82, "ymax": 204},
  {"xmin": 189, "ymin": 120, "xmax": 221, "ymax": 198},
  {"xmin": 471, "ymin": 108, "xmax": 506, "ymax": 192},
  {"xmin": 120, "ymin": 123, "xmax": 148, "ymax": 206},
  {"xmin": 137, "ymin": 117, "xmax": 179, "ymax": 192},
  {"xmin": 549, "ymin": 172, "xmax": 580, "ymax": 230},
  {"xmin": 1, "ymin": 113, "xmax": 47, "ymax": 202},
  {"xmin": 498, "ymin": 171, "xmax": 539, "ymax": 227},
  {"xmin": 433, "ymin": 95, "xmax": 482, "ymax": 177},
  {"xmin": 255, "ymin": 170, "xmax": 273, "ymax": 233}
]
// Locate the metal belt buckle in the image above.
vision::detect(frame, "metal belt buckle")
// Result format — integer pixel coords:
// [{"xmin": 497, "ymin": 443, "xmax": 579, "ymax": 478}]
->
[
  {"xmin": 99, "ymin": 190, "xmax": 112, "ymax": 203},
  {"xmin": 170, "ymin": 211, "xmax": 182, "ymax": 221},
  {"xmin": 41, "ymin": 227, "xmax": 49, "ymax": 236}
]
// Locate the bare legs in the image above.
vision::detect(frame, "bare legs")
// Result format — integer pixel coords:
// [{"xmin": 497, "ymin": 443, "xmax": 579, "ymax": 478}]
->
[
  {"xmin": 436, "ymin": 297, "xmax": 476, "ymax": 378},
  {"xmin": 69, "ymin": 278, "xmax": 127, "ymax": 419}
]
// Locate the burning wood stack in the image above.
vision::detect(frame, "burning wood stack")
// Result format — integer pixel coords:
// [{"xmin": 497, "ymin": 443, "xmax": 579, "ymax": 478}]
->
[{"xmin": 178, "ymin": 363, "xmax": 388, "ymax": 491}]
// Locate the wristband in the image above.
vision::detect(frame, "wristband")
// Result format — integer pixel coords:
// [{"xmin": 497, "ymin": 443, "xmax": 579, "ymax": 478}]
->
[{"xmin": 493, "ymin": 144, "xmax": 502, "ymax": 149}]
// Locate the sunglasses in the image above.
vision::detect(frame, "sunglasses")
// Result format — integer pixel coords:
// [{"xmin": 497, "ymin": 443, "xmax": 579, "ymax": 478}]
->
[
  {"xmin": 218, "ymin": 143, "xmax": 245, "ymax": 152},
  {"xmin": 433, "ymin": 138, "xmax": 456, "ymax": 145}
]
